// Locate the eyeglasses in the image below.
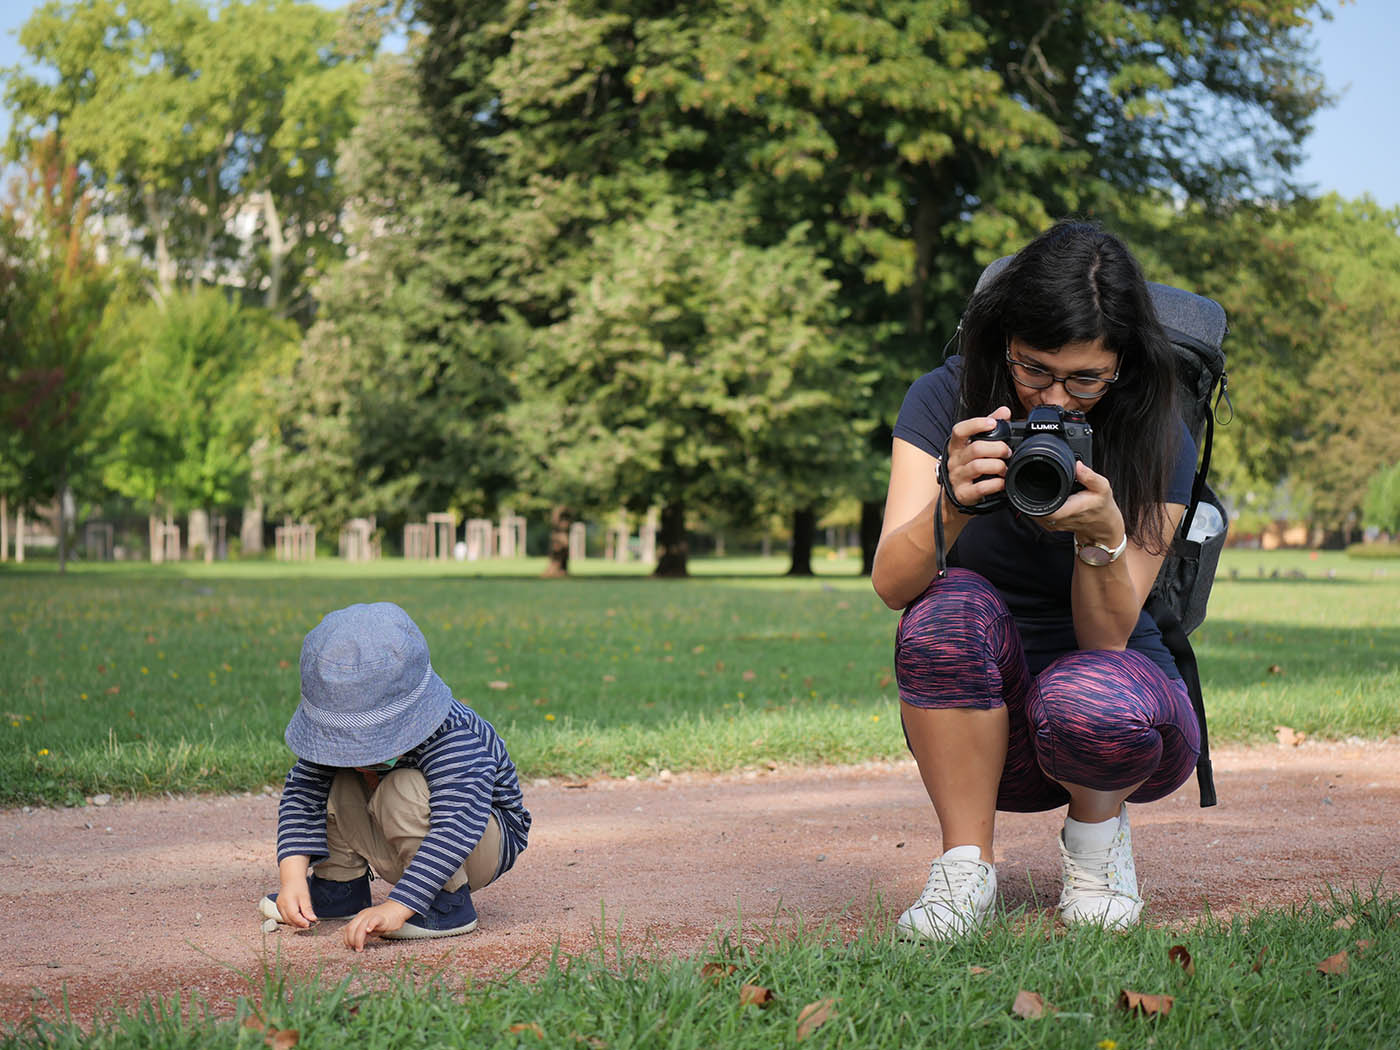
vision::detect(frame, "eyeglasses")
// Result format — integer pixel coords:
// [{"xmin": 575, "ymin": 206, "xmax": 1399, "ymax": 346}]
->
[{"xmin": 1004, "ymin": 348, "xmax": 1120, "ymax": 400}]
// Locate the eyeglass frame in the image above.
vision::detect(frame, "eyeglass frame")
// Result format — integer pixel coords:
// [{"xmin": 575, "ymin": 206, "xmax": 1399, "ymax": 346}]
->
[{"xmin": 1004, "ymin": 343, "xmax": 1121, "ymax": 401}]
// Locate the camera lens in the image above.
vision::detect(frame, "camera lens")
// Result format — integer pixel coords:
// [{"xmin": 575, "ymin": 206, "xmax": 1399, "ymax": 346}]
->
[{"xmin": 1005, "ymin": 435, "xmax": 1077, "ymax": 515}]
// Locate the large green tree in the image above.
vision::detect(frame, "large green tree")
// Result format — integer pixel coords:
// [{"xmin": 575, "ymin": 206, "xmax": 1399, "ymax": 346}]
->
[
  {"xmin": 4, "ymin": 0, "xmax": 365, "ymax": 317},
  {"xmin": 100, "ymin": 288, "xmax": 298, "ymax": 556},
  {"xmin": 0, "ymin": 135, "xmax": 119, "ymax": 570}
]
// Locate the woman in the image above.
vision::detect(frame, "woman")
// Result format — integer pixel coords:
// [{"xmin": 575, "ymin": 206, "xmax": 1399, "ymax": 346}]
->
[{"xmin": 872, "ymin": 221, "xmax": 1200, "ymax": 939}]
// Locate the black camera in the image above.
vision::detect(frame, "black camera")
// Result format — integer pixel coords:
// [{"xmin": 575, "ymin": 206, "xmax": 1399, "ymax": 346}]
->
[{"xmin": 972, "ymin": 405, "xmax": 1094, "ymax": 516}]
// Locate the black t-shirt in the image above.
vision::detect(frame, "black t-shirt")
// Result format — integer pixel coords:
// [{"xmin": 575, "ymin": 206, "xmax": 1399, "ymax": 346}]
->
[{"xmin": 892, "ymin": 356, "xmax": 1196, "ymax": 680}]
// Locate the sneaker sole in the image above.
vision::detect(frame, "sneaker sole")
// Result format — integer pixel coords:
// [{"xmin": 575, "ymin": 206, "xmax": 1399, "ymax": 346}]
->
[{"xmin": 381, "ymin": 917, "xmax": 478, "ymax": 940}]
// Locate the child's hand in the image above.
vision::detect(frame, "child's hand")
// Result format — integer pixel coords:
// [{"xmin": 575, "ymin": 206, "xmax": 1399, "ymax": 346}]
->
[
  {"xmin": 275, "ymin": 856, "xmax": 316, "ymax": 928},
  {"xmin": 343, "ymin": 900, "xmax": 416, "ymax": 952},
  {"xmin": 276, "ymin": 878, "xmax": 318, "ymax": 928}
]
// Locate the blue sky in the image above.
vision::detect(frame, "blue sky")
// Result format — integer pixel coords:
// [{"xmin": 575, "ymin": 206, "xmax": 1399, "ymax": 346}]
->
[{"xmin": 0, "ymin": 1, "xmax": 1396, "ymax": 209}]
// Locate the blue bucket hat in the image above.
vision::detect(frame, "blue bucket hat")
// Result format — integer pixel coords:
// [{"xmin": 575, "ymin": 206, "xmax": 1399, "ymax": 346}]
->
[{"xmin": 285, "ymin": 602, "xmax": 455, "ymax": 767}]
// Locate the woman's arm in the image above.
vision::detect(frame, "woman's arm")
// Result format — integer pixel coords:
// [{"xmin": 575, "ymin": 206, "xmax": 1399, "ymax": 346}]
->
[
  {"xmin": 872, "ymin": 408, "xmax": 1012, "ymax": 609},
  {"xmin": 1044, "ymin": 462, "xmax": 1185, "ymax": 650}
]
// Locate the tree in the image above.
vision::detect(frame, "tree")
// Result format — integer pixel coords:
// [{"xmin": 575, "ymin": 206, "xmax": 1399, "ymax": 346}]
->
[
  {"xmin": 100, "ymin": 289, "xmax": 297, "ymax": 556},
  {"xmin": 0, "ymin": 134, "xmax": 118, "ymax": 571},
  {"xmin": 4, "ymin": 0, "xmax": 365, "ymax": 317},
  {"xmin": 1362, "ymin": 462, "xmax": 1400, "ymax": 536},
  {"xmin": 510, "ymin": 197, "xmax": 859, "ymax": 577},
  {"xmin": 262, "ymin": 51, "xmax": 521, "ymax": 537}
]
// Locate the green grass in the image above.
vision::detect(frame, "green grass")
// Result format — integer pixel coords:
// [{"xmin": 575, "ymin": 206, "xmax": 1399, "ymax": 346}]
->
[
  {"xmin": 7, "ymin": 889, "xmax": 1397, "ymax": 1049},
  {"xmin": 2, "ymin": 550, "xmax": 1397, "ymax": 806}
]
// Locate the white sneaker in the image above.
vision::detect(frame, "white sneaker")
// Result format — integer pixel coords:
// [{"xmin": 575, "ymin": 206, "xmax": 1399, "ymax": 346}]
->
[
  {"xmin": 1056, "ymin": 804, "xmax": 1143, "ymax": 929},
  {"xmin": 896, "ymin": 845, "xmax": 997, "ymax": 941}
]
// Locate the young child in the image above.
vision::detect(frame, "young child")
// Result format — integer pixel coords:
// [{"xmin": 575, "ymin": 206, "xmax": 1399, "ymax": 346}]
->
[{"xmin": 258, "ymin": 601, "xmax": 530, "ymax": 951}]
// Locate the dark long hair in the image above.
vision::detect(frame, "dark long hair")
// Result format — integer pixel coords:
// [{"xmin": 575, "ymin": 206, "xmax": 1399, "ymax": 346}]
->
[{"xmin": 958, "ymin": 221, "xmax": 1180, "ymax": 552}]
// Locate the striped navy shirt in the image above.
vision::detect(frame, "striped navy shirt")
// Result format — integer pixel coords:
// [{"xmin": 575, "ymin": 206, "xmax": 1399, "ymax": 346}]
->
[{"xmin": 277, "ymin": 701, "xmax": 530, "ymax": 916}]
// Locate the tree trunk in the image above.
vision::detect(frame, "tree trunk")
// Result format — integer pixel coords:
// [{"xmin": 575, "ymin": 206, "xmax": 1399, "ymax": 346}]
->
[
  {"xmin": 56, "ymin": 477, "xmax": 69, "ymax": 574},
  {"xmin": 542, "ymin": 504, "xmax": 572, "ymax": 578},
  {"xmin": 1, "ymin": 493, "xmax": 7, "ymax": 561},
  {"xmin": 787, "ymin": 506, "xmax": 816, "ymax": 576},
  {"xmin": 653, "ymin": 500, "xmax": 688, "ymax": 577},
  {"xmin": 860, "ymin": 499, "xmax": 883, "ymax": 577},
  {"xmin": 15, "ymin": 508, "xmax": 24, "ymax": 563}
]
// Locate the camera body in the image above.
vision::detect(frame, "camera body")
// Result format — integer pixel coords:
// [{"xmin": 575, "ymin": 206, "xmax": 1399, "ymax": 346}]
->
[{"xmin": 973, "ymin": 405, "xmax": 1093, "ymax": 516}]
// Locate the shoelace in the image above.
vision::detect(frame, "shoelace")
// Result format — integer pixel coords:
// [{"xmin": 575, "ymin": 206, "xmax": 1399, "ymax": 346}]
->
[
  {"xmin": 1061, "ymin": 844, "xmax": 1125, "ymax": 895},
  {"xmin": 917, "ymin": 858, "xmax": 985, "ymax": 907}
]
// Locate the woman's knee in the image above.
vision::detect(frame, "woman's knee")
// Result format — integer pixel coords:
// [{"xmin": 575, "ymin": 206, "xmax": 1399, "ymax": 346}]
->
[
  {"xmin": 896, "ymin": 570, "xmax": 1022, "ymax": 710},
  {"xmin": 1030, "ymin": 652, "xmax": 1192, "ymax": 791}
]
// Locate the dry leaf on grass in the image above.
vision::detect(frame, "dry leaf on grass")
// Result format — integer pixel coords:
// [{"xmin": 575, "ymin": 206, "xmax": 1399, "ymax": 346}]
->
[
  {"xmin": 795, "ymin": 998, "xmax": 836, "ymax": 1040},
  {"xmin": 739, "ymin": 984, "xmax": 774, "ymax": 1007},
  {"xmin": 487, "ymin": 680, "xmax": 511, "ymax": 690},
  {"xmin": 1316, "ymin": 951, "xmax": 1349, "ymax": 975},
  {"xmin": 1275, "ymin": 724, "xmax": 1304, "ymax": 747},
  {"xmin": 1332, "ymin": 914, "xmax": 1356, "ymax": 929},
  {"xmin": 1119, "ymin": 990, "xmax": 1174, "ymax": 1017},
  {"xmin": 1251, "ymin": 946, "xmax": 1269, "ymax": 973},
  {"xmin": 1355, "ymin": 940, "xmax": 1374, "ymax": 956},
  {"xmin": 508, "ymin": 1022, "xmax": 545, "ymax": 1038},
  {"xmin": 969, "ymin": 966, "xmax": 991, "ymax": 975},
  {"xmin": 1011, "ymin": 990, "xmax": 1048, "ymax": 1019},
  {"xmin": 1167, "ymin": 944, "xmax": 1196, "ymax": 976},
  {"xmin": 701, "ymin": 962, "xmax": 737, "ymax": 981},
  {"xmin": 266, "ymin": 1030, "xmax": 300, "ymax": 1050}
]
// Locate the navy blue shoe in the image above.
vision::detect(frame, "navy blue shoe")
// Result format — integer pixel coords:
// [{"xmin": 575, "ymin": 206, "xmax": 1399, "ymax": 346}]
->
[
  {"xmin": 258, "ymin": 872, "xmax": 372, "ymax": 922},
  {"xmin": 382, "ymin": 886, "xmax": 478, "ymax": 940}
]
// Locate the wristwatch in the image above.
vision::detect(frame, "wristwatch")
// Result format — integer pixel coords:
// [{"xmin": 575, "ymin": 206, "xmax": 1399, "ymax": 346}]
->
[{"xmin": 1075, "ymin": 533, "xmax": 1128, "ymax": 566}]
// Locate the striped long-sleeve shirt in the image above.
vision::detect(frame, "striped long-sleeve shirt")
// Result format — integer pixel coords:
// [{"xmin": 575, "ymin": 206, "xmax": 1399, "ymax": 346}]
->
[{"xmin": 276, "ymin": 701, "xmax": 530, "ymax": 916}]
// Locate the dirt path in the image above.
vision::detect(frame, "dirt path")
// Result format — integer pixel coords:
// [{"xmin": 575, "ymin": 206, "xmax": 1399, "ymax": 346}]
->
[{"xmin": 5, "ymin": 740, "xmax": 1399, "ymax": 1027}]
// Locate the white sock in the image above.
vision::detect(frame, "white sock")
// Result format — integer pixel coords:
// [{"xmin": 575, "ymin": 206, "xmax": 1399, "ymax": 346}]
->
[
  {"xmin": 941, "ymin": 844, "xmax": 985, "ymax": 864},
  {"xmin": 1063, "ymin": 812, "xmax": 1119, "ymax": 853}
]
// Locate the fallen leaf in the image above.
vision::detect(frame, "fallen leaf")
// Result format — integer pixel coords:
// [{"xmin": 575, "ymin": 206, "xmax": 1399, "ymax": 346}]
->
[
  {"xmin": 1355, "ymin": 939, "xmax": 1374, "ymax": 956},
  {"xmin": 795, "ymin": 998, "xmax": 836, "ymax": 1040},
  {"xmin": 1267, "ymin": 663, "xmax": 1283, "ymax": 674},
  {"xmin": 145, "ymin": 634, "xmax": 156, "ymax": 644},
  {"xmin": 1316, "ymin": 951, "xmax": 1349, "ymax": 975},
  {"xmin": 266, "ymin": 1029, "xmax": 300, "ymax": 1050},
  {"xmin": 1011, "ymin": 990, "xmax": 1047, "ymax": 1019},
  {"xmin": 1275, "ymin": 725, "xmax": 1305, "ymax": 747},
  {"xmin": 739, "ymin": 984, "xmax": 774, "ymax": 1007},
  {"xmin": 969, "ymin": 966, "xmax": 991, "ymax": 975},
  {"xmin": 742, "ymin": 670, "xmax": 756, "ymax": 681},
  {"xmin": 701, "ymin": 962, "xmax": 737, "ymax": 981},
  {"xmin": 601, "ymin": 674, "xmax": 616, "ymax": 683},
  {"xmin": 488, "ymin": 680, "xmax": 511, "ymax": 690},
  {"xmin": 243, "ymin": 1016, "xmax": 266, "ymax": 1032},
  {"xmin": 1251, "ymin": 946, "xmax": 1268, "ymax": 973},
  {"xmin": 1168, "ymin": 944, "xmax": 1196, "ymax": 976},
  {"xmin": 105, "ymin": 686, "xmax": 120, "ymax": 695},
  {"xmin": 1332, "ymin": 915, "xmax": 1356, "ymax": 930},
  {"xmin": 877, "ymin": 674, "xmax": 892, "ymax": 688},
  {"xmin": 1119, "ymin": 990, "xmax": 1173, "ymax": 1017},
  {"xmin": 508, "ymin": 1022, "xmax": 544, "ymax": 1038},
  {"xmin": 278, "ymin": 659, "xmax": 290, "ymax": 669}
]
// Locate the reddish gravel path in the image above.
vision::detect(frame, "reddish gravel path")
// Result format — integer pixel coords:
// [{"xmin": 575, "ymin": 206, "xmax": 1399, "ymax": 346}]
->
[{"xmin": 4, "ymin": 740, "xmax": 1398, "ymax": 1026}]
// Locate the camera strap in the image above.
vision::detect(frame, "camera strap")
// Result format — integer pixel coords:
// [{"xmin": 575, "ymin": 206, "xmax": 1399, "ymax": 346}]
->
[{"xmin": 935, "ymin": 438, "xmax": 1003, "ymax": 578}]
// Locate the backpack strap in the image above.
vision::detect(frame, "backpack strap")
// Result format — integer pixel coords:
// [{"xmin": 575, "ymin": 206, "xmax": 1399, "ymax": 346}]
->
[{"xmin": 1148, "ymin": 596, "xmax": 1217, "ymax": 807}]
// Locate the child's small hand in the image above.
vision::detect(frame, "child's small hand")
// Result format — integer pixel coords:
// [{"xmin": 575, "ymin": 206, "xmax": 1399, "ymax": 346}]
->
[
  {"xmin": 343, "ymin": 900, "xmax": 416, "ymax": 952},
  {"xmin": 276, "ymin": 879, "xmax": 318, "ymax": 929}
]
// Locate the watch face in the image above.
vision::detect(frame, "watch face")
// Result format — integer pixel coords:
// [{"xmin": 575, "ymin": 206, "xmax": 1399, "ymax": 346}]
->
[{"xmin": 1077, "ymin": 543, "xmax": 1112, "ymax": 566}]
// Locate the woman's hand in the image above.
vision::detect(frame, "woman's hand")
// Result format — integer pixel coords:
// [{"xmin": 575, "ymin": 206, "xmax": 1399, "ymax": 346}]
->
[
  {"xmin": 1029, "ymin": 460, "xmax": 1125, "ymax": 547},
  {"xmin": 942, "ymin": 406, "xmax": 1014, "ymax": 510}
]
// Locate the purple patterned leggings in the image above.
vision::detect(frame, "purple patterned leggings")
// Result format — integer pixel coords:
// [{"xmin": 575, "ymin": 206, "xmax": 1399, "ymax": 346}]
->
[{"xmin": 895, "ymin": 569, "xmax": 1200, "ymax": 813}]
